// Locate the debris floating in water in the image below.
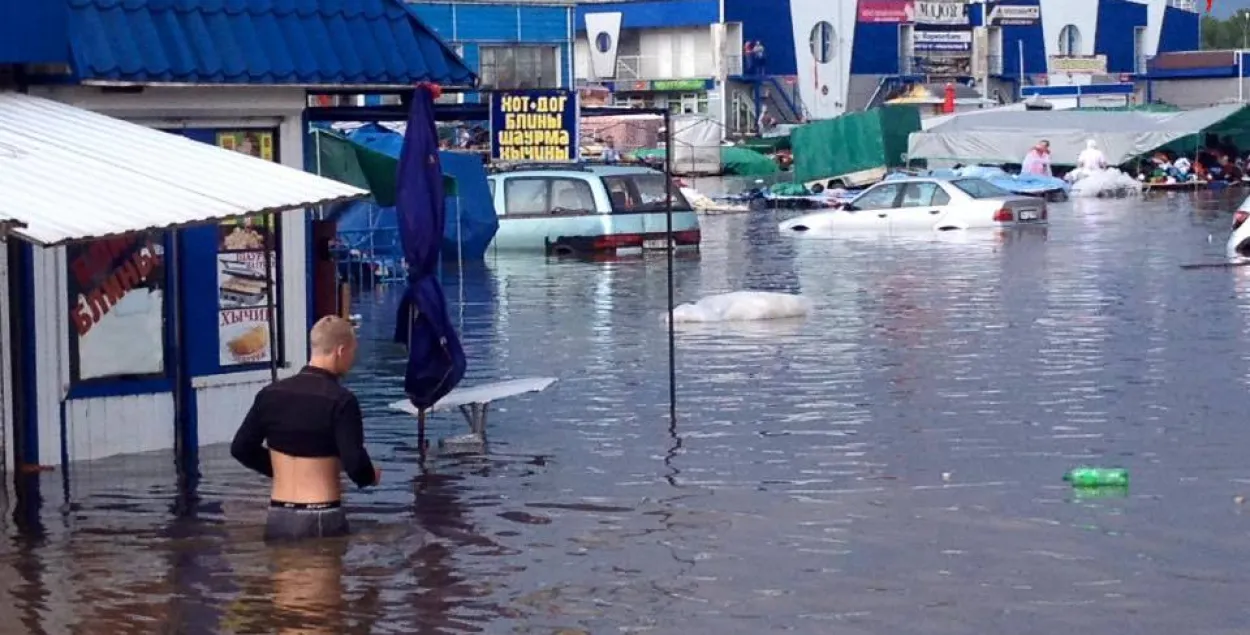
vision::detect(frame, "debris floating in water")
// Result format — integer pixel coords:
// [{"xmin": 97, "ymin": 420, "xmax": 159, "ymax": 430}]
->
[
  {"xmin": 1066, "ymin": 168, "xmax": 1143, "ymax": 198},
  {"xmin": 1063, "ymin": 467, "xmax": 1129, "ymax": 487},
  {"xmin": 666, "ymin": 291, "xmax": 812, "ymax": 323}
]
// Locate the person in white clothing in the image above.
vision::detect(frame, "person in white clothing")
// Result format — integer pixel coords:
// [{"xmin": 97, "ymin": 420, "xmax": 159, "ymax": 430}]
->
[{"xmin": 1076, "ymin": 139, "xmax": 1108, "ymax": 171}]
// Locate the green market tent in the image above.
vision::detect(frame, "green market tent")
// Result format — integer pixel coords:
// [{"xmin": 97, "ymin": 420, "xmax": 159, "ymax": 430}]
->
[
  {"xmin": 735, "ymin": 135, "xmax": 791, "ymax": 153},
  {"xmin": 312, "ymin": 129, "xmax": 456, "ymax": 205},
  {"xmin": 629, "ymin": 145, "xmax": 780, "ymax": 176},
  {"xmin": 311, "ymin": 128, "xmax": 500, "ymax": 262},
  {"xmin": 790, "ymin": 106, "xmax": 920, "ymax": 183}
]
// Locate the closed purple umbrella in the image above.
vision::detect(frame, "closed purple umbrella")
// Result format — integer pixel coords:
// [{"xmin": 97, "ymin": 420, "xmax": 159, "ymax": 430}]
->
[{"xmin": 393, "ymin": 85, "xmax": 467, "ymax": 417}]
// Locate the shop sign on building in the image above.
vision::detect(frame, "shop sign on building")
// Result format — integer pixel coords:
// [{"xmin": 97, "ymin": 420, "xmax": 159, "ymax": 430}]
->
[
  {"xmin": 858, "ymin": 0, "xmax": 915, "ymax": 23},
  {"xmin": 913, "ymin": 30, "xmax": 973, "ymax": 53},
  {"xmin": 914, "ymin": 0, "xmax": 969, "ymax": 25},
  {"xmin": 987, "ymin": 4, "xmax": 1040, "ymax": 25},
  {"xmin": 1048, "ymin": 54, "xmax": 1108, "ymax": 74}
]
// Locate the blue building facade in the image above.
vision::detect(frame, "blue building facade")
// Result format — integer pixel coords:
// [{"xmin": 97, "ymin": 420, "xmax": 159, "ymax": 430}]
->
[
  {"xmin": 408, "ymin": 1, "xmax": 575, "ymax": 102},
  {"xmin": 575, "ymin": 0, "xmax": 1199, "ymax": 128}
]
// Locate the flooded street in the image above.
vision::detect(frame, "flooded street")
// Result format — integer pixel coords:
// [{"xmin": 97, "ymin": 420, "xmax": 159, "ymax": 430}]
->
[{"xmin": 6, "ymin": 191, "xmax": 1250, "ymax": 633}]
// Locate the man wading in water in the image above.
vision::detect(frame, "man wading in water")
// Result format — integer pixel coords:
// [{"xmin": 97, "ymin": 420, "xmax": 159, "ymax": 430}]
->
[{"xmin": 231, "ymin": 315, "xmax": 381, "ymax": 541}]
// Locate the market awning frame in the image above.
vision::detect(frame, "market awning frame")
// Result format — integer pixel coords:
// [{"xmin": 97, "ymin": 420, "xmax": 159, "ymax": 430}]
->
[
  {"xmin": 907, "ymin": 103, "xmax": 1250, "ymax": 166},
  {"xmin": 0, "ymin": 92, "xmax": 370, "ymax": 248}
]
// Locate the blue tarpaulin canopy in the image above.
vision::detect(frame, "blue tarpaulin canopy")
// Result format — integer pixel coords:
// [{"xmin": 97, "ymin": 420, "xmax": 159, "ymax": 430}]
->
[
  {"xmin": 344, "ymin": 124, "xmax": 499, "ymax": 260},
  {"xmin": 393, "ymin": 88, "xmax": 466, "ymax": 410}
]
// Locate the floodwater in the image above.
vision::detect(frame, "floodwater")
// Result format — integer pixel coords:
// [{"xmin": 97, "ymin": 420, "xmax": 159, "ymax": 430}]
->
[{"xmin": 5, "ymin": 190, "xmax": 1250, "ymax": 633}]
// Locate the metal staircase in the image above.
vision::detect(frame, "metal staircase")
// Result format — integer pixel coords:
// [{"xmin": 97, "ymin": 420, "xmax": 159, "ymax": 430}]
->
[
  {"xmin": 754, "ymin": 76, "xmax": 808, "ymax": 125},
  {"xmin": 864, "ymin": 68, "xmax": 928, "ymax": 111}
]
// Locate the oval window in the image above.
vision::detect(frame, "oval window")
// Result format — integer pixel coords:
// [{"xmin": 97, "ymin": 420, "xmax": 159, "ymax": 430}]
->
[
  {"xmin": 1058, "ymin": 24, "xmax": 1082, "ymax": 56},
  {"xmin": 810, "ymin": 21, "xmax": 835, "ymax": 64}
]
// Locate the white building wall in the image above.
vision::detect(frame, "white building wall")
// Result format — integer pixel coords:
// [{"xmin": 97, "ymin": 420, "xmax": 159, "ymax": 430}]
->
[
  {"xmin": 31, "ymin": 246, "xmax": 67, "ymax": 466},
  {"xmin": 575, "ymin": 38, "xmax": 590, "ymax": 80},
  {"xmin": 790, "ymin": 0, "xmax": 857, "ymax": 119},
  {"xmin": 1040, "ymin": 0, "xmax": 1100, "ymax": 57},
  {"xmin": 575, "ymin": 27, "xmax": 715, "ymax": 80},
  {"xmin": 1141, "ymin": 0, "xmax": 1168, "ymax": 57},
  {"xmin": 67, "ymin": 396, "xmax": 175, "ymax": 461},
  {"xmin": 23, "ymin": 85, "xmax": 311, "ymax": 466}
]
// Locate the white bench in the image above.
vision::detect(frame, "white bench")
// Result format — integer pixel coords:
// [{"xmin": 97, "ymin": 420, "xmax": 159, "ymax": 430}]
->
[{"xmin": 387, "ymin": 376, "xmax": 557, "ymax": 448}]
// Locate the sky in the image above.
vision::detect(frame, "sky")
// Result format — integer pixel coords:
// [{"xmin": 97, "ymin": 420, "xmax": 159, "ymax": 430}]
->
[{"xmin": 1211, "ymin": 0, "xmax": 1250, "ymax": 18}]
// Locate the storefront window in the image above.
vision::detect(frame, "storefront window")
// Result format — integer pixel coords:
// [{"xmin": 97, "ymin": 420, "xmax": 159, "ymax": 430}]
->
[
  {"xmin": 480, "ymin": 46, "xmax": 559, "ymax": 89},
  {"xmin": 216, "ymin": 131, "xmax": 284, "ymax": 368},
  {"xmin": 663, "ymin": 93, "xmax": 710, "ymax": 114},
  {"xmin": 67, "ymin": 232, "xmax": 167, "ymax": 382},
  {"xmin": 611, "ymin": 95, "xmax": 650, "ymax": 109}
]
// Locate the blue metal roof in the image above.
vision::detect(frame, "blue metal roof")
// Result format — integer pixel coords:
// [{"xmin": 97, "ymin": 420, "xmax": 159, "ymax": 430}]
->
[
  {"xmin": 65, "ymin": 0, "xmax": 476, "ymax": 86},
  {"xmin": 575, "ymin": 0, "xmax": 717, "ymax": 31}
]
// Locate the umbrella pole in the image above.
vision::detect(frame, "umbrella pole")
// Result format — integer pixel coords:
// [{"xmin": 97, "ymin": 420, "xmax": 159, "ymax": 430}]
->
[
  {"xmin": 457, "ymin": 193, "xmax": 464, "ymax": 331},
  {"xmin": 418, "ymin": 408, "xmax": 427, "ymax": 457},
  {"xmin": 663, "ymin": 109, "xmax": 677, "ymax": 425},
  {"xmin": 409, "ymin": 302, "xmax": 429, "ymax": 457}
]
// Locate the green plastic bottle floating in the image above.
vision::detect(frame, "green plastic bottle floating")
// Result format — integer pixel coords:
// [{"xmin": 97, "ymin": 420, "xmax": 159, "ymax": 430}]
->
[{"xmin": 1063, "ymin": 467, "xmax": 1129, "ymax": 488}]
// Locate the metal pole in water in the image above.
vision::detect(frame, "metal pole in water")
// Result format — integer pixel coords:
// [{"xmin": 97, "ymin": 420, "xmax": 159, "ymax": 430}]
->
[
  {"xmin": 170, "ymin": 231, "xmax": 197, "ymax": 513},
  {"xmin": 1239, "ymin": 51, "xmax": 1245, "ymax": 104},
  {"xmin": 409, "ymin": 302, "xmax": 429, "ymax": 456},
  {"xmin": 1017, "ymin": 39, "xmax": 1025, "ymax": 101},
  {"xmin": 663, "ymin": 109, "xmax": 677, "ymax": 425},
  {"xmin": 263, "ymin": 220, "xmax": 278, "ymax": 384},
  {"xmin": 417, "ymin": 408, "xmax": 427, "ymax": 458}
]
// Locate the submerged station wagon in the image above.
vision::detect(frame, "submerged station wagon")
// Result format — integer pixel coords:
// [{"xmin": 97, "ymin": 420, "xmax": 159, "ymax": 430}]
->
[{"xmin": 486, "ymin": 165, "xmax": 702, "ymax": 255}]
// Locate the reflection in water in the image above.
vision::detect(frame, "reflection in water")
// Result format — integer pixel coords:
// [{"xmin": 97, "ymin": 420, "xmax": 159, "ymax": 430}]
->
[
  {"xmin": 6, "ymin": 195, "xmax": 1250, "ymax": 632},
  {"xmin": 260, "ymin": 541, "xmax": 349, "ymax": 634}
]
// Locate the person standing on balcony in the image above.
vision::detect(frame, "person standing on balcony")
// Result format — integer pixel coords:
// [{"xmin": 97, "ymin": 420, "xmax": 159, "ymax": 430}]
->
[
  {"xmin": 754, "ymin": 42, "xmax": 767, "ymax": 75},
  {"xmin": 743, "ymin": 41, "xmax": 756, "ymax": 75}
]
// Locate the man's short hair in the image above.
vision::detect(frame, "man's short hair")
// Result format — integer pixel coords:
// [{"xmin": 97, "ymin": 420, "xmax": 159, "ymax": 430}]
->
[{"xmin": 310, "ymin": 316, "xmax": 355, "ymax": 356}]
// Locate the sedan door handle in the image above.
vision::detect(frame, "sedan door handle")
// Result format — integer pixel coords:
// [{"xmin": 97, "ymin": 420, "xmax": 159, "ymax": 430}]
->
[
  {"xmin": 929, "ymin": 210, "xmax": 940, "ymax": 214},
  {"xmin": 877, "ymin": 213, "xmax": 887, "ymax": 218}
]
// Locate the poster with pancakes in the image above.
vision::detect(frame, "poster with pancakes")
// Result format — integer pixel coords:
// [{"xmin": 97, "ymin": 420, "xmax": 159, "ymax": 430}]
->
[
  {"xmin": 216, "ymin": 130, "xmax": 280, "ymax": 366},
  {"xmin": 217, "ymin": 249, "xmax": 277, "ymax": 364}
]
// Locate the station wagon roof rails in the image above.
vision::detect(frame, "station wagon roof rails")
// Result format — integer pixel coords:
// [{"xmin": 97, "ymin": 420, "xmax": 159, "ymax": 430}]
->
[{"xmin": 486, "ymin": 162, "xmax": 595, "ymax": 174}]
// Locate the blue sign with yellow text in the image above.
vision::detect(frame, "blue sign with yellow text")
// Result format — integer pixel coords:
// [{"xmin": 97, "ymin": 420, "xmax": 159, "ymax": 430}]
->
[{"xmin": 489, "ymin": 89, "xmax": 580, "ymax": 163}]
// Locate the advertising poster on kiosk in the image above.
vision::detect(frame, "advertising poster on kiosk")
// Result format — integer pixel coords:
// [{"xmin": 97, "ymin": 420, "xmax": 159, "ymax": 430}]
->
[{"xmin": 215, "ymin": 130, "xmax": 279, "ymax": 366}]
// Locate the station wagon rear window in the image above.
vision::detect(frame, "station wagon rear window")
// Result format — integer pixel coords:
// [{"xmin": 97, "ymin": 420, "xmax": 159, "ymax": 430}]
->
[
  {"xmin": 504, "ymin": 177, "xmax": 597, "ymax": 215},
  {"xmin": 601, "ymin": 174, "xmax": 693, "ymax": 213}
]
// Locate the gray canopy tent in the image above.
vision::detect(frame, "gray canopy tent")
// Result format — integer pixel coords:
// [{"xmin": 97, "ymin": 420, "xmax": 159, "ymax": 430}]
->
[{"xmin": 907, "ymin": 103, "xmax": 1250, "ymax": 166}]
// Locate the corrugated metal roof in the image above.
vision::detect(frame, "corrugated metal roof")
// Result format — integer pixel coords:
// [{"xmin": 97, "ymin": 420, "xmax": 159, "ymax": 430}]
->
[
  {"xmin": 64, "ymin": 0, "xmax": 476, "ymax": 86},
  {"xmin": 0, "ymin": 92, "xmax": 369, "ymax": 247}
]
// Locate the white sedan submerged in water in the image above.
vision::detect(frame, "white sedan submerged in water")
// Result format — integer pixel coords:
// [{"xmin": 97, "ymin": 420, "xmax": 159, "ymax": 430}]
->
[
  {"xmin": 1227, "ymin": 192, "xmax": 1250, "ymax": 259},
  {"xmin": 778, "ymin": 176, "xmax": 1048, "ymax": 233}
]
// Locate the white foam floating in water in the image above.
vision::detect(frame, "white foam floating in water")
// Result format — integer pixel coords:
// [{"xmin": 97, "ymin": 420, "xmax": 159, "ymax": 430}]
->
[
  {"xmin": 682, "ymin": 186, "xmax": 750, "ymax": 214},
  {"xmin": 1066, "ymin": 168, "xmax": 1143, "ymax": 199},
  {"xmin": 666, "ymin": 291, "xmax": 812, "ymax": 323}
]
